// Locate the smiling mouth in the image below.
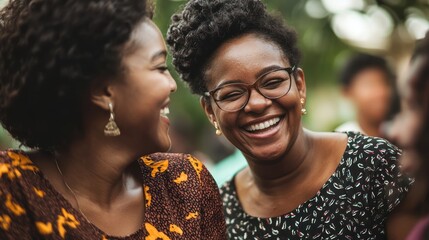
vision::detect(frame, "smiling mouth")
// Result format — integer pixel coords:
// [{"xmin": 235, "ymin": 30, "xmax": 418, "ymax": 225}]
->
[
  {"xmin": 160, "ymin": 107, "xmax": 170, "ymax": 117},
  {"xmin": 245, "ymin": 117, "xmax": 281, "ymax": 132}
]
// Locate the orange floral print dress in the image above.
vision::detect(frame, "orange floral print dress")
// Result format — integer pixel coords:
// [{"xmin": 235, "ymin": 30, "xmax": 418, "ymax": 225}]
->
[{"xmin": 0, "ymin": 151, "xmax": 227, "ymax": 239}]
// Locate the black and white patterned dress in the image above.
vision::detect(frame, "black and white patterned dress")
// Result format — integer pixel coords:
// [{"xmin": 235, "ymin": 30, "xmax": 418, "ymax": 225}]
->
[{"xmin": 220, "ymin": 132, "xmax": 412, "ymax": 239}]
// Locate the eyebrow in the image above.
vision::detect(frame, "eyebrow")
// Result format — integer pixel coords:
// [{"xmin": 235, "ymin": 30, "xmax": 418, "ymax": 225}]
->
[
  {"xmin": 255, "ymin": 65, "xmax": 285, "ymax": 78},
  {"xmin": 215, "ymin": 64, "xmax": 287, "ymax": 88},
  {"xmin": 151, "ymin": 50, "xmax": 167, "ymax": 62}
]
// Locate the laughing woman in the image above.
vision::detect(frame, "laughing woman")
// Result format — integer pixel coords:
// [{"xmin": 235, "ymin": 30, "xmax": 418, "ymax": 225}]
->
[
  {"xmin": 167, "ymin": 0, "xmax": 411, "ymax": 239},
  {"xmin": 0, "ymin": 0, "xmax": 225, "ymax": 239}
]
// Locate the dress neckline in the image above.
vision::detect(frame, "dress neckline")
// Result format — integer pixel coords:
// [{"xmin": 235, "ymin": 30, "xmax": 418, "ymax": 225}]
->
[
  {"xmin": 9, "ymin": 150, "xmax": 146, "ymax": 239},
  {"xmin": 227, "ymin": 131, "xmax": 356, "ymax": 220}
]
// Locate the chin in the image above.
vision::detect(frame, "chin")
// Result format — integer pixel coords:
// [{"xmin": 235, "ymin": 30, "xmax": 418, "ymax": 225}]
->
[
  {"xmin": 251, "ymin": 155, "xmax": 284, "ymax": 165},
  {"xmin": 157, "ymin": 135, "xmax": 172, "ymax": 153},
  {"xmin": 164, "ymin": 136, "xmax": 173, "ymax": 152},
  {"xmin": 245, "ymin": 148, "xmax": 285, "ymax": 165}
]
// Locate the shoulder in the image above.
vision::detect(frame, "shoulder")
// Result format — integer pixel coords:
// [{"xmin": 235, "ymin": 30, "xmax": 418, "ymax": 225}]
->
[
  {"xmin": 0, "ymin": 150, "xmax": 39, "ymax": 181},
  {"xmin": 142, "ymin": 152, "xmax": 205, "ymax": 176},
  {"xmin": 345, "ymin": 132, "xmax": 400, "ymax": 160},
  {"xmin": 140, "ymin": 152, "xmax": 216, "ymax": 190},
  {"xmin": 339, "ymin": 132, "xmax": 405, "ymax": 184},
  {"xmin": 219, "ymin": 179, "xmax": 241, "ymax": 222},
  {"xmin": 343, "ymin": 132, "xmax": 411, "ymax": 191},
  {"xmin": 0, "ymin": 151, "xmax": 38, "ymax": 216},
  {"xmin": 335, "ymin": 121, "xmax": 363, "ymax": 133},
  {"xmin": 219, "ymin": 178, "xmax": 236, "ymax": 201},
  {"xmin": 0, "ymin": 150, "xmax": 48, "ymax": 209},
  {"xmin": 145, "ymin": 152, "xmax": 200, "ymax": 166},
  {"xmin": 0, "ymin": 150, "xmax": 15, "ymax": 164},
  {"xmin": 0, "ymin": 150, "xmax": 15, "ymax": 188}
]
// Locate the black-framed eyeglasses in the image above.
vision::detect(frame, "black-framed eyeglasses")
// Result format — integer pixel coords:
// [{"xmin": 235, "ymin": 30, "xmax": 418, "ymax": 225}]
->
[{"xmin": 204, "ymin": 66, "xmax": 296, "ymax": 112}]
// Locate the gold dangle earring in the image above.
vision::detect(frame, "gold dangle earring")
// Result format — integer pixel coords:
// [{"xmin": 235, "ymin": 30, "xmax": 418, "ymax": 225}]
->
[
  {"xmin": 301, "ymin": 98, "xmax": 307, "ymax": 115},
  {"xmin": 211, "ymin": 115, "xmax": 222, "ymax": 136},
  {"xmin": 104, "ymin": 102, "xmax": 121, "ymax": 136},
  {"xmin": 214, "ymin": 121, "xmax": 222, "ymax": 136}
]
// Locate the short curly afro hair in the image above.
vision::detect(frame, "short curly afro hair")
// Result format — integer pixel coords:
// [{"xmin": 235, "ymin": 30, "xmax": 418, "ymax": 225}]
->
[
  {"xmin": 0, "ymin": 0, "xmax": 152, "ymax": 151},
  {"xmin": 339, "ymin": 53, "xmax": 395, "ymax": 88},
  {"xmin": 167, "ymin": 0, "xmax": 300, "ymax": 96}
]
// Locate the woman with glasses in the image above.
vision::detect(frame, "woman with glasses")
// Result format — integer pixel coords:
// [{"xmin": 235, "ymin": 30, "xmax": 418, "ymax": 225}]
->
[
  {"xmin": 167, "ymin": 0, "xmax": 411, "ymax": 238},
  {"xmin": 0, "ymin": 0, "xmax": 226, "ymax": 239}
]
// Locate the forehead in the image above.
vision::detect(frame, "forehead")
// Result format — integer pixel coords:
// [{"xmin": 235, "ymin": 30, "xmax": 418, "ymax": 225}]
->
[
  {"xmin": 350, "ymin": 68, "xmax": 390, "ymax": 85},
  {"xmin": 123, "ymin": 19, "xmax": 165, "ymax": 59},
  {"xmin": 206, "ymin": 34, "xmax": 289, "ymax": 82}
]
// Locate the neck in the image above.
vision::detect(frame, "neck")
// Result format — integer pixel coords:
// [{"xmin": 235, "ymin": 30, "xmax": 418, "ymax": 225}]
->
[
  {"xmin": 357, "ymin": 115, "xmax": 382, "ymax": 137},
  {"xmin": 243, "ymin": 129, "xmax": 314, "ymax": 194},
  {"xmin": 54, "ymin": 137, "xmax": 142, "ymax": 207}
]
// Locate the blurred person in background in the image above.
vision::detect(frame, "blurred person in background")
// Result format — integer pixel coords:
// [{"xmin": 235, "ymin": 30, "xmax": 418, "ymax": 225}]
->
[
  {"xmin": 167, "ymin": 0, "xmax": 411, "ymax": 238},
  {"xmin": 385, "ymin": 32, "xmax": 429, "ymax": 240},
  {"xmin": 0, "ymin": 0, "xmax": 226, "ymax": 238},
  {"xmin": 335, "ymin": 53, "xmax": 396, "ymax": 137}
]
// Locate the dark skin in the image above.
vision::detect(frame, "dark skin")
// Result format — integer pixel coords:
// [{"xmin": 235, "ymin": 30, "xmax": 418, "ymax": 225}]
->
[
  {"xmin": 235, "ymin": 131, "xmax": 347, "ymax": 217},
  {"xmin": 27, "ymin": 20, "xmax": 177, "ymax": 236},
  {"xmin": 201, "ymin": 34, "xmax": 348, "ymax": 218},
  {"xmin": 30, "ymin": 146, "xmax": 145, "ymax": 235}
]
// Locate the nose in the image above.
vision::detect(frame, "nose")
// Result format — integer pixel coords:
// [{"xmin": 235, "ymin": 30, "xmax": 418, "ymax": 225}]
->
[
  {"xmin": 168, "ymin": 72, "xmax": 177, "ymax": 93},
  {"xmin": 243, "ymin": 88, "xmax": 271, "ymax": 113}
]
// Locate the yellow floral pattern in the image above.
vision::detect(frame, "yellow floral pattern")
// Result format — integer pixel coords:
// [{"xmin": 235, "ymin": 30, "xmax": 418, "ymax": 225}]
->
[
  {"xmin": 141, "ymin": 156, "xmax": 169, "ymax": 177},
  {"xmin": 0, "ymin": 152, "xmax": 38, "ymax": 179},
  {"xmin": 187, "ymin": 156, "xmax": 203, "ymax": 183},
  {"xmin": 0, "ymin": 151, "xmax": 225, "ymax": 239},
  {"xmin": 169, "ymin": 224, "xmax": 183, "ymax": 235},
  {"xmin": 145, "ymin": 223, "xmax": 171, "ymax": 240},
  {"xmin": 185, "ymin": 212, "xmax": 199, "ymax": 220},
  {"xmin": 144, "ymin": 185, "xmax": 152, "ymax": 207},
  {"xmin": 0, "ymin": 214, "xmax": 11, "ymax": 230},
  {"xmin": 5, "ymin": 194, "xmax": 25, "ymax": 216},
  {"xmin": 173, "ymin": 172, "xmax": 188, "ymax": 184},
  {"xmin": 33, "ymin": 187, "xmax": 45, "ymax": 198},
  {"xmin": 57, "ymin": 208, "xmax": 80, "ymax": 239},
  {"xmin": 35, "ymin": 221, "xmax": 53, "ymax": 235}
]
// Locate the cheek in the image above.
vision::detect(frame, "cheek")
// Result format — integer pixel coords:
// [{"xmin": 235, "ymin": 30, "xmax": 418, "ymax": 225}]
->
[
  {"xmin": 214, "ymin": 110, "xmax": 235, "ymax": 131},
  {"xmin": 277, "ymin": 92, "xmax": 302, "ymax": 115},
  {"xmin": 406, "ymin": 113, "xmax": 424, "ymax": 140},
  {"xmin": 213, "ymin": 110, "xmax": 245, "ymax": 144},
  {"xmin": 393, "ymin": 111, "xmax": 423, "ymax": 147},
  {"xmin": 353, "ymin": 90, "xmax": 373, "ymax": 103}
]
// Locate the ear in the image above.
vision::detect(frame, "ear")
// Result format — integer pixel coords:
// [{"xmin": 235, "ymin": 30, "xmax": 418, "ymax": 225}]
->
[
  {"xmin": 89, "ymin": 79, "xmax": 115, "ymax": 111},
  {"xmin": 295, "ymin": 68, "xmax": 307, "ymax": 99},
  {"xmin": 200, "ymin": 96, "xmax": 216, "ymax": 125}
]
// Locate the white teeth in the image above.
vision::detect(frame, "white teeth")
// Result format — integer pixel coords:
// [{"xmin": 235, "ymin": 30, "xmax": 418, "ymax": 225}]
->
[
  {"xmin": 246, "ymin": 117, "xmax": 280, "ymax": 132},
  {"xmin": 160, "ymin": 107, "xmax": 170, "ymax": 116}
]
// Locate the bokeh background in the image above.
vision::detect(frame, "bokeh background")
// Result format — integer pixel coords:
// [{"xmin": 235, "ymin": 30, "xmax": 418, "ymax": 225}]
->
[{"xmin": 1, "ymin": 0, "xmax": 428, "ymax": 164}]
